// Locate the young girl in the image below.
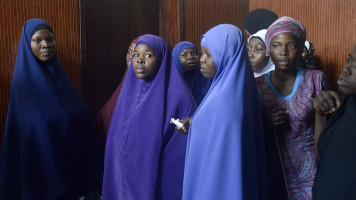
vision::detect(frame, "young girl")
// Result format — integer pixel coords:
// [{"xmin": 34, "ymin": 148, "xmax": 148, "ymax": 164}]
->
[
  {"xmin": 0, "ymin": 18, "xmax": 103, "ymax": 200},
  {"xmin": 312, "ymin": 46, "xmax": 356, "ymax": 200},
  {"xmin": 256, "ymin": 16, "xmax": 328, "ymax": 199},
  {"xmin": 102, "ymin": 34, "xmax": 196, "ymax": 200},
  {"xmin": 172, "ymin": 41, "xmax": 212, "ymax": 105},
  {"xmin": 247, "ymin": 29, "xmax": 275, "ymax": 77},
  {"xmin": 182, "ymin": 24, "xmax": 267, "ymax": 200}
]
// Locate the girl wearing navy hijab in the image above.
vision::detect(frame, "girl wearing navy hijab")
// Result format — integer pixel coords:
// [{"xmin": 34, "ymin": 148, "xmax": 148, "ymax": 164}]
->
[
  {"xmin": 172, "ymin": 41, "xmax": 212, "ymax": 105},
  {"xmin": 102, "ymin": 35, "xmax": 196, "ymax": 200},
  {"xmin": 182, "ymin": 24, "xmax": 267, "ymax": 200},
  {"xmin": 0, "ymin": 19, "xmax": 103, "ymax": 199}
]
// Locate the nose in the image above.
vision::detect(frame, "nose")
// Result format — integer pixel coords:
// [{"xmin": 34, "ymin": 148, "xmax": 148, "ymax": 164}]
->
[
  {"xmin": 137, "ymin": 57, "xmax": 144, "ymax": 64},
  {"xmin": 248, "ymin": 51, "xmax": 253, "ymax": 58},
  {"xmin": 280, "ymin": 46, "xmax": 288, "ymax": 56},
  {"xmin": 200, "ymin": 55, "xmax": 205, "ymax": 64},
  {"xmin": 41, "ymin": 40, "xmax": 50, "ymax": 49}
]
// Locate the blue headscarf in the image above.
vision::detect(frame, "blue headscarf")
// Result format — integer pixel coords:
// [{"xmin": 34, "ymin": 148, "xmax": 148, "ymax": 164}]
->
[
  {"xmin": 102, "ymin": 34, "xmax": 196, "ymax": 200},
  {"xmin": 172, "ymin": 41, "xmax": 212, "ymax": 105},
  {"xmin": 0, "ymin": 19, "xmax": 103, "ymax": 199},
  {"xmin": 182, "ymin": 24, "xmax": 267, "ymax": 200}
]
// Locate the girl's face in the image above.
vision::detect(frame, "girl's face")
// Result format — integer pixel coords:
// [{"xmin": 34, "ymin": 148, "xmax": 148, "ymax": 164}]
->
[
  {"xmin": 200, "ymin": 46, "xmax": 216, "ymax": 78},
  {"xmin": 132, "ymin": 44, "xmax": 157, "ymax": 80},
  {"xmin": 269, "ymin": 32, "xmax": 300, "ymax": 71},
  {"xmin": 30, "ymin": 29, "xmax": 56, "ymax": 62},
  {"xmin": 338, "ymin": 47, "xmax": 356, "ymax": 95},
  {"xmin": 180, "ymin": 48, "xmax": 198, "ymax": 71},
  {"xmin": 126, "ymin": 42, "xmax": 136, "ymax": 67},
  {"xmin": 248, "ymin": 37, "xmax": 269, "ymax": 72}
]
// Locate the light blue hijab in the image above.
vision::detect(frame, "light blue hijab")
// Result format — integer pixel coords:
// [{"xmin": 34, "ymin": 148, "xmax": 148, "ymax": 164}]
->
[{"xmin": 182, "ymin": 24, "xmax": 267, "ymax": 200}]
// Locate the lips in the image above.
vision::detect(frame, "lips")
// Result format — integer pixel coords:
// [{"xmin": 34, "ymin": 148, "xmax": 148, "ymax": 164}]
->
[
  {"xmin": 135, "ymin": 67, "xmax": 146, "ymax": 73},
  {"xmin": 40, "ymin": 51, "xmax": 53, "ymax": 57},
  {"xmin": 277, "ymin": 59, "xmax": 289, "ymax": 65}
]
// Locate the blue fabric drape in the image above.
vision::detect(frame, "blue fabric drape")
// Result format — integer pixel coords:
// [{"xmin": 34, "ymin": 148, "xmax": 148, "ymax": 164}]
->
[
  {"xmin": 182, "ymin": 24, "xmax": 267, "ymax": 200},
  {"xmin": 0, "ymin": 19, "xmax": 103, "ymax": 200}
]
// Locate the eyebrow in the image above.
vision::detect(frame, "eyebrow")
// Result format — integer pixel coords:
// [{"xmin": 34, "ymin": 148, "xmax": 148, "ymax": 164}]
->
[{"xmin": 134, "ymin": 49, "xmax": 152, "ymax": 52}]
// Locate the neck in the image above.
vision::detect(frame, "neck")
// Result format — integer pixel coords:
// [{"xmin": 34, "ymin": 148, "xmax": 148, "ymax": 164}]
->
[{"xmin": 272, "ymin": 67, "xmax": 298, "ymax": 83}]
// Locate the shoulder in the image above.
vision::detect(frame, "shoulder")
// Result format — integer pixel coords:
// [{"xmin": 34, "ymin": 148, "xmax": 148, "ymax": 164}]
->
[
  {"xmin": 302, "ymin": 69, "xmax": 328, "ymax": 91},
  {"xmin": 303, "ymin": 69, "xmax": 327, "ymax": 80}
]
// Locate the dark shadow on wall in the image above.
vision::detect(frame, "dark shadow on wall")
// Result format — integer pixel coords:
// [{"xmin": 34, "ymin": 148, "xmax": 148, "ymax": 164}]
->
[{"xmin": 80, "ymin": 0, "xmax": 159, "ymax": 118}]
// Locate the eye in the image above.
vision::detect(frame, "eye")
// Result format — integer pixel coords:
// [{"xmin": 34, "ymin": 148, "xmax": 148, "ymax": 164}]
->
[
  {"xmin": 191, "ymin": 52, "xmax": 197, "ymax": 56},
  {"xmin": 128, "ymin": 49, "xmax": 132, "ymax": 54},
  {"xmin": 181, "ymin": 53, "xmax": 187, "ymax": 57},
  {"xmin": 273, "ymin": 44, "xmax": 280, "ymax": 48},
  {"xmin": 288, "ymin": 44, "xmax": 296, "ymax": 48},
  {"xmin": 145, "ymin": 54, "xmax": 152, "ymax": 58},
  {"xmin": 133, "ymin": 53, "xmax": 139, "ymax": 58},
  {"xmin": 34, "ymin": 39, "xmax": 41, "ymax": 43}
]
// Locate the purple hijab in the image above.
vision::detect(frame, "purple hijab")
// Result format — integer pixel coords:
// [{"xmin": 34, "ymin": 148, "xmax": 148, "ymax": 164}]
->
[{"xmin": 102, "ymin": 34, "xmax": 197, "ymax": 200}]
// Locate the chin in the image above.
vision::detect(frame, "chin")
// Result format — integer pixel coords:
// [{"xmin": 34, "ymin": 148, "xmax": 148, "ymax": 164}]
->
[{"xmin": 338, "ymin": 86, "xmax": 351, "ymax": 95}]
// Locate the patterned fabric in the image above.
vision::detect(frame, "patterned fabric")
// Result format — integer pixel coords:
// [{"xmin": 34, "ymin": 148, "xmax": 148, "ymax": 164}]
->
[
  {"xmin": 265, "ymin": 16, "xmax": 306, "ymax": 56},
  {"xmin": 256, "ymin": 69, "xmax": 328, "ymax": 200}
]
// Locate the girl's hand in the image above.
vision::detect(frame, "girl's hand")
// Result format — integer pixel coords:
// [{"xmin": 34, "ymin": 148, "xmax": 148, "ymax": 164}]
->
[
  {"xmin": 170, "ymin": 117, "xmax": 192, "ymax": 134},
  {"xmin": 313, "ymin": 91, "xmax": 341, "ymax": 115}
]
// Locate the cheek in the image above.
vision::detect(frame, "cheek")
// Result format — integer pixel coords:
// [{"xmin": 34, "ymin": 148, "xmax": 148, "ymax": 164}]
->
[
  {"xmin": 148, "ymin": 60, "xmax": 157, "ymax": 72},
  {"xmin": 30, "ymin": 44, "xmax": 39, "ymax": 55},
  {"xmin": 180, "ymin": 58, "xmax": 186, "ymax": 65},
  {"xmin": 207, "ymin": 61, "xmax": 216, "ymax": 72}
]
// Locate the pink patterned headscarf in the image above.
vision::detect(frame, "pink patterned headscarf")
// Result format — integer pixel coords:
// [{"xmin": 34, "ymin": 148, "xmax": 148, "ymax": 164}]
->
[{"xmin": 265, "ymin": 16, "xmax": 306, "ymax": 56}]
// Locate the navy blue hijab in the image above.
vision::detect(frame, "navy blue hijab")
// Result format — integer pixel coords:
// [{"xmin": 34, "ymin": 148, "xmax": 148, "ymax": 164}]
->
[
  {"xmin": 172, "ymin": 41, "xmax": 212, "ymax": 105},
  {"xmin": 0, "ymin": 19, "xmax": 103, "ymax": 199}
]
